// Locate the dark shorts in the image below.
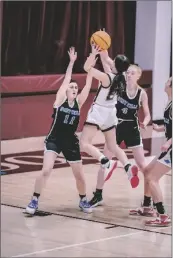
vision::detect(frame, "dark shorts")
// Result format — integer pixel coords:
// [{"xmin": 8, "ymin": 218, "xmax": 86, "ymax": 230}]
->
[
  {"xmin": 116, "ymin": 120, "xmax": 142, "ymax": 148},
  {"xmin": 44, "ymin": 134, "xmax": 81, "ymax": 163}
]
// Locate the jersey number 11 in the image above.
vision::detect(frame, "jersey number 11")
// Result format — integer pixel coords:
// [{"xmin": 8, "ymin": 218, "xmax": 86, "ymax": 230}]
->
[{"xmin": 64, "ymin": 115, "xmax": 75, "ymax": 125}]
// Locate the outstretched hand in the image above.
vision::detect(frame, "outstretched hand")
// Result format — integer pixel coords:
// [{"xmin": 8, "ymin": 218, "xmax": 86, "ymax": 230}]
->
[
  {"xmin": 68, "ymin": 47, "xmax": 77, "ymax": 63},
  {"xmin": 152, "ymin": 123, "xmax": 160, "ymax": 132},
  {"xmin": 140, "ymin": 121, "xmax": 148, "ymax": 130},
  {"xmin": 91, "ymin": 44, "xmax": 102, "ymax": 56}
]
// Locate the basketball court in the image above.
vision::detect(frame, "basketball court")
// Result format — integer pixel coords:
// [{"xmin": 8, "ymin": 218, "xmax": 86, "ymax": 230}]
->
[{"xmin": 1, "ymin": 127, "xmax": 171, "ymax": 257}]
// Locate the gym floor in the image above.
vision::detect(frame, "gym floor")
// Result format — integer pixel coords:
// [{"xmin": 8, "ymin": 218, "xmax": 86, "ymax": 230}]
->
[{"xmin": 1, "ymin": 127, "xmax": 171, "ymax": 257}]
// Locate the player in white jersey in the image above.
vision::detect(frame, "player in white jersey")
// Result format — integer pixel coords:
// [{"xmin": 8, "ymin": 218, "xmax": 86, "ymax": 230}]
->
[{"xmin": 80, "ymin": 44, "xmax": 139, "ymax": 188}]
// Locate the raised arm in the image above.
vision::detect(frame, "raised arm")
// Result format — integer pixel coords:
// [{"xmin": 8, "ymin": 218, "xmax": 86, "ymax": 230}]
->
[
  {"xmin": 77, "ymin": 72, "xmax": 93, "ymax": 108},
  {"xmin": 100, "ymin": 50, "xmax": 114, "ymax": 73},
  {"xmin": 54, "ymin": 47, "xmax": 77, "ymax": 107},
  {"xmin": 83, "ymin": 45, "xmax": 110, "ymax": 87},
  {"xmin": 100, "ymin": 50, "xmax": 111, "ymax": 73},
  {"xmin": 77, "ymin": 53, "xmax": 101, "ymax": 108}
]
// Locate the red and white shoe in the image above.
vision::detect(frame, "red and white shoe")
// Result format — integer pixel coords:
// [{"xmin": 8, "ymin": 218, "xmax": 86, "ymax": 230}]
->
[
  {"xmin": 127, "ymin": 165, "xmax": 139, "ymax": 188},
  {"xmin": 145, "ymin": 214, "xmax": 171, "ymax": 227},
  {"xmin": 104, "ymin": 160, "xmax": 117, "ymax": 182},
  {"xmin": 129, "ymin": 206, "xmax": 156, "ymax": 217}
]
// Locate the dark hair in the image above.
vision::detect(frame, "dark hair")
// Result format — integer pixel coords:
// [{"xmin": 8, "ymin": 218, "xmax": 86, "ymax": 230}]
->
[
  {"xmin": 106, "ymin": 55, "xmax": 130, "ymax": 100},
  {"xmin": 70, "ymin": 79, "xmax": 77, "ymax": 84},
  {"xmin": 170, "ymin": 78, "xmax": 172, "ymax": 88},
  {"xmin": 131, "ymin": 63, "xmax": 139, "ymax": 67}
]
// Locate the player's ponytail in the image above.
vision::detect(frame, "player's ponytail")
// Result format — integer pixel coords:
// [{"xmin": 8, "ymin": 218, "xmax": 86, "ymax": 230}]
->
[{"xmin": 106, "ymin": 55, "xmax": 130, "ymax": 100}]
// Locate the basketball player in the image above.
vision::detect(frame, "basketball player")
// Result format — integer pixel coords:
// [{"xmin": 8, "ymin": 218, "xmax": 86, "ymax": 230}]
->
[
  {"xmin": 25, "ymin": 47, "xmax": 95, "ymax": 215},
  {"xmin": 80, "ymin": 44, "xmax": 139, "ymax": 189},
  {"xmin": 89, "ymin": 51, "xmax": 152, "ymax": 210},
  {"xmin": 144, "ymin": 77, "xmax": 172, "ymax": 226}
]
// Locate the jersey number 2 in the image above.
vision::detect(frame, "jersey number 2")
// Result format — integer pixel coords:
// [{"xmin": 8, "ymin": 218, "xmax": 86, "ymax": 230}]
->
[{"xmin": 64, "ymin": 115, "xmax": 75, "ymax": 125}]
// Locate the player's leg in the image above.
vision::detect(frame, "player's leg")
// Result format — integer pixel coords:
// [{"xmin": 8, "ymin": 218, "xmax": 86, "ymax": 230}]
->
[
  {"xmin": 103, "ymin": 127, "xmax": 139, "ymax": 188},
  {"xmin": 144, "ymin": 151, "xmax": 171, "ymax": 226},
  {"xmin": 25, "ymin": 142, "xmax": 58, "ymax": 215},
  {"xmin": 64, "ymin": 135, "xmax": 92, "ymax": 213},
  {"xmin": 129, "ymin": 146, "xmax": 155, "ymax": 216},
  {"xmin": 80, "ymin": 124, "xmax": 117, "ymax": 179},
  {"xmin": 80, "ymin": 124, "xmax": 101, "ymax": 159},
  {"xmin": 89, "ymin": 123, "xmax": 138, "ymax": 207},
  {"xmin": 89, "ymin": 143, "xmax": 113, "ymax": 207},
  {"xmin": 133, "ymin": 146, "xmax": 151, "ymax": 196},
  {"xmin": 122, "ymin": 124, "xmax": 154, "ymax": 216},
  {"xmin": 89, "ymin": 122, "xmax": 123, "ymax": 207},
  {"xmin": 80, "ymin": 106, "xmax": 117, "ymax": 175}
]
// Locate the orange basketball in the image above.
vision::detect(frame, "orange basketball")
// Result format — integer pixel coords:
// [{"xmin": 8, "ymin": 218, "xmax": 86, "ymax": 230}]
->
[{"xmin": 90, "ymin": 31, "xmax": 111, "ymax": 50}]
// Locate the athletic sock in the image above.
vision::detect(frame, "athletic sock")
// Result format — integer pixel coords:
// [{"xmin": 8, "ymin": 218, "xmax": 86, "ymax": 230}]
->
[
  {"xmin": 79, "ymin": 194, "xmax": 86, "ymax": 201},
  {"xmin": 143, "ymin": 196, "xmax": 152, "ymax": 207},
  {"xmin": 33, "ymin": 192, "xmax": 40, "ymax": 199},
  {"xmin": 95, "ymin": 189, "xmax": 103, "ymax": 196},
  {"xmin": 100, "ymin": 157, "xmax": 110, "ymax": 168},
  {"xmin": 155, "ymin": 202, "xmax": 165, "ymax": 214}
]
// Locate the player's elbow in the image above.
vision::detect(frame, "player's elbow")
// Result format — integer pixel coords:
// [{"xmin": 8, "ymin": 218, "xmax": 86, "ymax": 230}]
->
[
  {"xmin": 146, "ymin": 112, "xmax": 151, "ymax": 121},
  {"xmin": 144, "ymin": 110, "xmax": 151, "ymax": 121}
]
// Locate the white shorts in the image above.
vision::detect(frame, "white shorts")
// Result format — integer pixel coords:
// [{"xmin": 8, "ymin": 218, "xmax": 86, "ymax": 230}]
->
[
  {"xmin": 157, "ymin": 146, "xmax": 172, "ymax": 168},
  {"xmin": 85, "ymin": 104, "xmax": 118, "ymax": 132}
]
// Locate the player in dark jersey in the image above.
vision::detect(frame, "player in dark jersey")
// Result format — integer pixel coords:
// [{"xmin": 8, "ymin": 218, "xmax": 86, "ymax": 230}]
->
[
  {"xmin": 89, "ymin": 53, "xmax": 151, "ymax": 209},
  {"xmin": 144, "ymin": 77, "xmax": 172, "ymax": 226},
  {"xmin": 25, "ymin": 47, "xmax": 95, "ymax": 215}
]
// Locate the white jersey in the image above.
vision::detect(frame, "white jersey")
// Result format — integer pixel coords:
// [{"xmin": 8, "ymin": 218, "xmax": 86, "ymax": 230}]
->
[{"xmin": 94, "ymin": 73, "xmax": 117, "ymax": 108}]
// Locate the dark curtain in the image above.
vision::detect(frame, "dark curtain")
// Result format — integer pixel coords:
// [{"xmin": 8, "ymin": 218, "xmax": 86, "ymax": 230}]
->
[
  {"xmin": 1, "ymin": 1, "xmax": 136, "ymax": 76},
  {"xmin": 123, "ymin": 1, "xmax": 136, "ymax": 63}
]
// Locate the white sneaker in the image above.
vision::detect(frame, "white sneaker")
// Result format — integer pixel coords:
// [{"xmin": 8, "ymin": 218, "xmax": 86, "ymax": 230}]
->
[
  {"xmin": 79, "ymin": 199, "xmax": 92, "ymax": 213},
  {"xmin": 25, "ymin": 199, "xmax": 38, "ymax": 215}
]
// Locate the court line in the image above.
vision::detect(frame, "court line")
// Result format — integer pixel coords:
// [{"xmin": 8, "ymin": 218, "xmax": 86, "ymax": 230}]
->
[
  {"xmin": 105, "ymin": 224, "xmax": 172, "ymax": 231},
  {"xmin": 11, "ymin": 231, "xmax": 141, "ymax": 257},
  {"xmin": 105, "ymin": 223, "xmax": 171, "ymax": 235},
  {"xmin": 2, "ymin": 203, "xmax": 171, "ymax": 236},
  {"xmin": 1, "ymin": 203, "xmax": 115, "ymax": 226}
]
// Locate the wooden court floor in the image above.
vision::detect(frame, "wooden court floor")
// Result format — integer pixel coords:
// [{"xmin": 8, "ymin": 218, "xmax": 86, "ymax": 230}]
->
[{"xmin": 1, "ymin": 127, "xmax": 172, "ymax": 257}]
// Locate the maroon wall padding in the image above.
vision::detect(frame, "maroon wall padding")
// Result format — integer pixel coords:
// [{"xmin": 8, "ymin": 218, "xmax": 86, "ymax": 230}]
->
[
  {"xmin": 1, "ymin": 94, "xmax": 96, "ymax": 139},
  {"xmin": 1, "ymin": 72, "xmax": 152, "ymax": 140},
  {"xmin": 1, "ymin": 74, "xmax": 98, "ymax": 93}
]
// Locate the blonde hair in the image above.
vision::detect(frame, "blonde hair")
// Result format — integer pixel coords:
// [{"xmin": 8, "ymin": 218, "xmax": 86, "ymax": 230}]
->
[{"xmin": 129, "ymin": 64, "xmax": 142, "ymax": 78}]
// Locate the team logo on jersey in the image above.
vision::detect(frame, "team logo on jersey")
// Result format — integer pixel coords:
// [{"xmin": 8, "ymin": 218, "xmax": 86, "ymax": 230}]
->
[
  {"xmin": 164, "ymin": 118, "xmax": 169, "ymax": 124},
  {"xmin": 122, "ymin": 108, "xmax": 128, "ymax": 114},
  {"xmin": 164, "ymin": 159, "xmax": 171, "ymax": 164}
]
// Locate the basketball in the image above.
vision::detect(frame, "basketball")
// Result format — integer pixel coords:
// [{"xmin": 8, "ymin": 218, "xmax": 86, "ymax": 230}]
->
[{"xmin": 90, "ymin": 31, "xmax": 111, "ymax": 50}]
